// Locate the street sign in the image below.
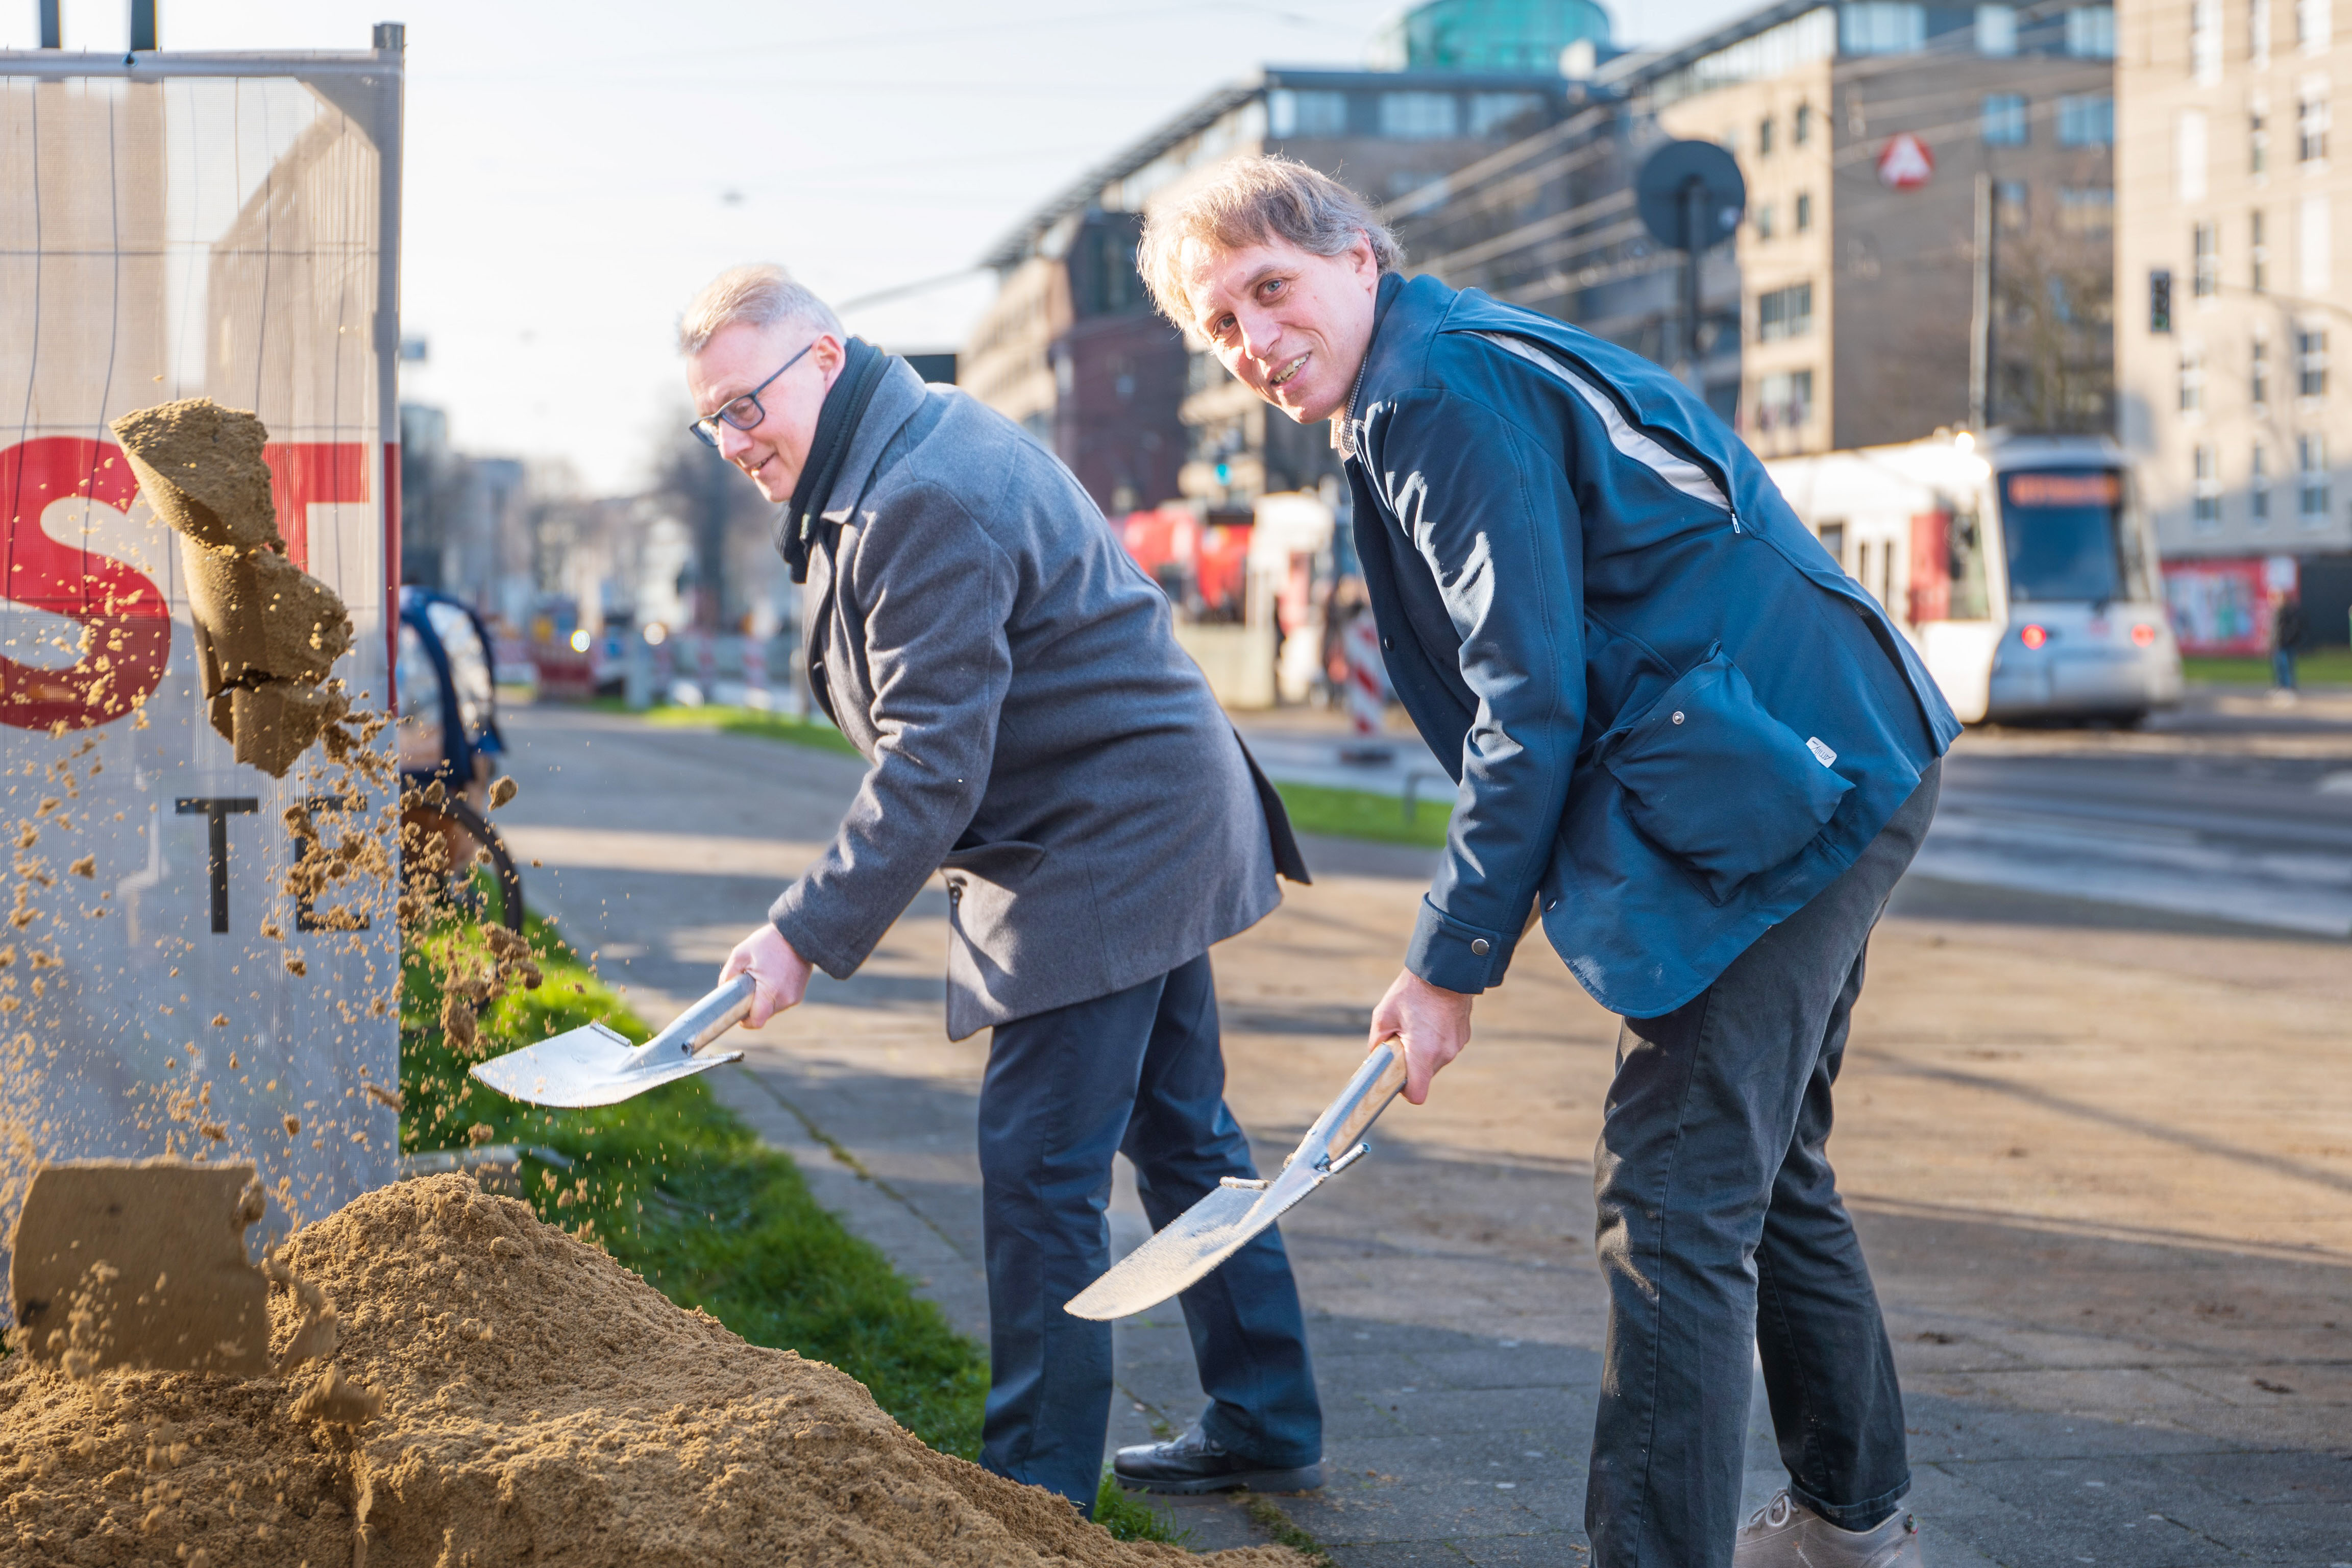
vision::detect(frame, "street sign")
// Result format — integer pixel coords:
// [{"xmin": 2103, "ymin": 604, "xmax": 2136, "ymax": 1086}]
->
[
  {"xmin": 1635, "ymin": 140, "xmax": 1746, "ymax": 253},
  {"xmin": 1877, "ymin": 133, "xmax": 1935, "ymax": 189}
]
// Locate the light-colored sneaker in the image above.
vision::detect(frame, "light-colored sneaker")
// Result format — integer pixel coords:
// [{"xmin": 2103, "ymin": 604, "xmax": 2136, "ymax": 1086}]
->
[{"xmin": 1733, "ymin": 1490, "xmax": 1923, "ymax": 1567}]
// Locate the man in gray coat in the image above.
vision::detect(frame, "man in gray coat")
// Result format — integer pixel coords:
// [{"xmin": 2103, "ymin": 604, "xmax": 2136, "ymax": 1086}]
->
[{"xmin": 681, "ymin": 264, "xmax": 1324, "ymax": 1512}]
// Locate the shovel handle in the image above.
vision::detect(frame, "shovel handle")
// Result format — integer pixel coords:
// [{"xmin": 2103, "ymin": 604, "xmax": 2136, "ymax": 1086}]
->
[
  {"xmin": 646, "ymin": 973, "xmax": 758, "ymax": 1061},
  {"xmin": 1329, "ymin": 1037, "xmax": 1409, "ymax": 1152}
]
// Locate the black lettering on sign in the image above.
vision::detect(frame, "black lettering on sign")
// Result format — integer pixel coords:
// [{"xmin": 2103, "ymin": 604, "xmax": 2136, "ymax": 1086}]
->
[{"xmin": 174, "ymin": 798, "xmax": 259, "ymax": 933}]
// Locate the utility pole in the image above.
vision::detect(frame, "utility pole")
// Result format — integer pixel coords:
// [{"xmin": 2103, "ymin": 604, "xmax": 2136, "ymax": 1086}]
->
[
  {"xmin": 1969, "ymin": 171, "xmax": 1994, "ymax": 430},
  {"xmin": 37, "ymin": 0, "xmax": 60, "ymax": 47},
  {"xmin": 129, "ymin": 0, "xmax": 156, "ymax": 51},
  {"xmin": 1682, "ymin": 177, "xmax": 1708, "ymax": 393}
]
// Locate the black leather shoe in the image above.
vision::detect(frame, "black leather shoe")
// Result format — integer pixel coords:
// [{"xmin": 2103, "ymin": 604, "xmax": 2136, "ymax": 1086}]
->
[{"xmin": 1112, "ymin": 1423, "xmax": 1324, "ymax": 1494}]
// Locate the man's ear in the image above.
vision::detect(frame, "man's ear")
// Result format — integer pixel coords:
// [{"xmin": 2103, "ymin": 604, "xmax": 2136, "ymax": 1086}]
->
[{"xmin": 813, "ymin": 333, "xmax": 848, "ymax": 391}]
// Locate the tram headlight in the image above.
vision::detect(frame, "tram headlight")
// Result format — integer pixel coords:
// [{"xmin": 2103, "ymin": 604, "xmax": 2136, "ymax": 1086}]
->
[
  {"xmin": 2130, "ymin": 622, "xmax": 2157, "ymax": 647},
  {"xmin": 2020, "ymin": 623, "xmax": 2049, "ymax": 650}
]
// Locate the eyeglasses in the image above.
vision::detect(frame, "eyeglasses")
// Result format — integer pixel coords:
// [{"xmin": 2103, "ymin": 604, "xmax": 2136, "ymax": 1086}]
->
[{"xmin": 690, "ymin": 340, "xmax": 815, "ymax": 447}]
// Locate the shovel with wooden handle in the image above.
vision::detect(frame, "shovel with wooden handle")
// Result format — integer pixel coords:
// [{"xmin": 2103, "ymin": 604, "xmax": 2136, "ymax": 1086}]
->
[
  {"xmin": 1063, "ymin": 1037, "xmax": 1410, "ymax": 1322},
  {"xmin": 468, "ymin": 974, "xmax": 755, "ymax": 1109}
]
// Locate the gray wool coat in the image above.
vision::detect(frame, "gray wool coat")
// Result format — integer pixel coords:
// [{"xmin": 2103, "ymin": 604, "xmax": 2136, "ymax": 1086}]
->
[{"xmin": 767, "ymin": 358, "xmax": 1298, "ymax": 1040}]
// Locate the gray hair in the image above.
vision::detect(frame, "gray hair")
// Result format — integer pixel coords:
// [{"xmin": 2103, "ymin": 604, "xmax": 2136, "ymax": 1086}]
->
[
  {"xmin": 1137, "ymin": 156, "xmax": 1404, "ymax": 328},
  {"xmin": 677, "ymin": 263, "xmax": 844, "ymax": 355}
]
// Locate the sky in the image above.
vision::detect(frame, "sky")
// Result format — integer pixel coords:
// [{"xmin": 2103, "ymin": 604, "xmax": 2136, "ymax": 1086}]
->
[{"xmin": 6, "ymin": 1, "xmax": 1755, "ymax": 493}]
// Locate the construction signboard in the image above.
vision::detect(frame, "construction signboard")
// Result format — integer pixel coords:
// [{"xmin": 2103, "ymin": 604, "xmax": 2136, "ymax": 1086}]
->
[{"xmin": 0, "ymin": 34, "xmax": 405, "ymax": 1260}]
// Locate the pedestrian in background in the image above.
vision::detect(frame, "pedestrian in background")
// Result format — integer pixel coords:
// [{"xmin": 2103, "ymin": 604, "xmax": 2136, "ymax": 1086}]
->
[
  {"xmin": 676, "ymin": 264, "xmax": 1323, "ymax": 1514},
  {"xmin": 1139, "ymin": 158, "xmax": 1957, "ymax": 1568},
  {"xmin": 2273, "ymin": 592, "xmax": 2305, "ymax": 694}
]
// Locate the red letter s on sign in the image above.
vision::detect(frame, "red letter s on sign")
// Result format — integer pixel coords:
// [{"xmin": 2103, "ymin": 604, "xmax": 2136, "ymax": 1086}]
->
[{"xmin": 0, "ymin": 438, "xmax": 170, "ymax": 732}]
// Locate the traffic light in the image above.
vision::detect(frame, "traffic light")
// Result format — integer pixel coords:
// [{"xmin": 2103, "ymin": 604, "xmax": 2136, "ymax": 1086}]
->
[{"xmin": 2150, "ymin": 268, "xmax": 2173, "ymax": 334}]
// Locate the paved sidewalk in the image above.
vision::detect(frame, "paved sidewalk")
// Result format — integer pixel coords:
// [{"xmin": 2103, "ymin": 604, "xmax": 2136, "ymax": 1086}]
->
[{"xmin": 498, "ymin": 704, "xmax": 2352, "ymax": 1565}]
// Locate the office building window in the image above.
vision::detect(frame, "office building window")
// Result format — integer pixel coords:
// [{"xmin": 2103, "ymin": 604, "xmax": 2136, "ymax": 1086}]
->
[
  {"xmin": 2059, "ymin": 95, "xmax": 2115, "ymax": 146},
  {"xmin": 2180, "ymin": 350, "xmax": 2206, "ymax": 411},
  {"xmin": 2255, "ymin": 0, "xmax": 2275, "ymax": 63},
  {"xmin": 2068, "ymin": 4, "xmax": 2118, "ymax": 56},
  {"xmin": 1755, "ymin": 369, "xmax": 1815, "ymax": 431},
  {"xmin": 2254, "ymin": 334, "xmax": 2272, "ymax": 404},
  {"xmin": 2192, "ymin": 0, "xmax": 2224, "ymax": 83},
  {"xmin": 2194, "ymin": 223, "xmax": 2220, "ymax": 296},
  {"xmin": 2304, "ymin": 194, "xmax": 2332, "ymax": 291},
  {"xmin": 2194, "ymin": 447, "xmax": 2222, "ymax": 529},
  {"xmin": 1468, "ymin": 92, "xmax": 1546, "ymax": 135},
  {"xmin": 1756, "ymin": 203, "xmax": 1777, "ymax": 239},
  {"xmin": 2252, "ymin": 101, "xmax": 2270, "ymax": 175},
  {"xmin": 1977, "ymin": 3, "xmax": 2017, "ymax": 54},
  {"xmin": 2301, "ymin": 89, "xmax": 2330, "ymax": 161},
  {"xmin": 2179, "ymin": 110, "xmax": 2210, "ymax": 201},
  {"xmin": 1795, "ymin": 191, "xmax": 1814, "ymax": 232},
  {"xmin": 1758, "ymin": 282, "xmax": 1815, "ymax": 341},
  {"xmin": 2057, "ymin": 186, "xmax": 2114, "ymax": 234},
  {"xmin": 1379, "ymin": 91, "xmax": 1459, "ymax": 139},
  {"xmin": 2253, "ymin": 209, "xmax": 2269, "ymax": 290},
  {"xmin": 1268, "ymin": 89, "xmax": 1350, "ymax": 138},
  {"xmin": 1842, "ymin": 3, "xmax": 1926, "ymax": 54},
  {"xmin": 1983, "ymin": 93, "xmax": 2029, "ymax": 145},
  {"xmin": 2252, "ymin": 444, "xmax": 2272, "ymax": 523},
  {"xmin": 1794, "ymin": 102, "xmax": 1814, "ymax": 143},
  {"xmin": 1759, "ymin": 114, "xmax": 1775, "ymax": 154},
  {"xmin": 2299, "ymin": 0, "xmax": 2332, "ymax": 52},
  {"xmin": 2299, "ymin": 327, "xmax": 2329, "ymax": 395},
  {"xmin": 2299, "ymin": 433, "xmax": 2330, "ymax": 519}
]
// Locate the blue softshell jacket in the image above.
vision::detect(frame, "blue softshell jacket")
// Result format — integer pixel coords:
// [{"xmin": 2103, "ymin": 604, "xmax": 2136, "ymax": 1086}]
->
[{"xmin": 1341, "ymin": 273, "xmax": 1962, "ymax": 1018}]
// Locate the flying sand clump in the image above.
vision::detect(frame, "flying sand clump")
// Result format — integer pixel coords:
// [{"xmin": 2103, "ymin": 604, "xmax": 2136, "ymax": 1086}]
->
[
  {"xmin": 0, "ymin": 1175, "xmax": 1311, "ymax": 1568},
  {"xmin": 109, "ymin": 399, "xmax": 358, "ymax": 778}
]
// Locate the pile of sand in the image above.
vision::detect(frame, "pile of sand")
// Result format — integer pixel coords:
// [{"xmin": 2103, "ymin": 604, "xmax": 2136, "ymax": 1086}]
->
[{"xmin": 0, "ymin": 1175, "xmax": 1309, "ymax": 1567}]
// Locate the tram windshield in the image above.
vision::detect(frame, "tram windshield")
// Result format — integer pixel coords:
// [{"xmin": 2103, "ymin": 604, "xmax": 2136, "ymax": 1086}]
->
[{"xmin": 1999, "ymin": 469, "xmax": 2146, "ymax": 605}]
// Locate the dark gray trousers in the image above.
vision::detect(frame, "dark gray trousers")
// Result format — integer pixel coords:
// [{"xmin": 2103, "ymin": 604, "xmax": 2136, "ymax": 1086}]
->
[
  {"xmin": 976, "ymin": 951, "xmax": 1321, "ymax": 1513},
  {"xmin": 1585, "ymin": 760, "xmax": 1940, "ymax": 1567}
]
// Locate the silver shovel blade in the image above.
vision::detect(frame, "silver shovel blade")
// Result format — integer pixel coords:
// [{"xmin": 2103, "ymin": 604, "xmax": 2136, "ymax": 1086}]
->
[
  {"xmin": 469, "ymin": 974, "xmax": 756, "ymax": 1109},
  {"xmin": 468, "ymin": 1020, "xmax": 745, "ymax": 1108},
  {"xmin": 1064, "ymin": 1039, "xmax": 1408, "ymax": 1321},
  {"xmin": 1063, "ymin": 1162, "xmax": 1327, "ymax": 1321}
]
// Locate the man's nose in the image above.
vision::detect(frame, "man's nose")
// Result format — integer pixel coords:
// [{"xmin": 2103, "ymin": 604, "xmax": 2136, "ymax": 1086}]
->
[
  {"xmin": 1239, "ymin": 322, "xmax": 1281, "ymax": 365},
  {"xmin": 716, "ymin": 420, "xmax": 756, "ymax": 465}
]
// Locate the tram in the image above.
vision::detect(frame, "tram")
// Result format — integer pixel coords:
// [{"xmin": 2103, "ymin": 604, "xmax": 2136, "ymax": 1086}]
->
[{"xmin": 1766, "ymin": 432, "xmax": 2184, "ymax": 725}]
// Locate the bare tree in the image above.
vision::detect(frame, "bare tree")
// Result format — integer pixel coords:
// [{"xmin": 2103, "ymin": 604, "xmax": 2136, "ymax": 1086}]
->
[{"xmin": 1991, "ymin": 227, "xmax": 2114, "ymax": 433}]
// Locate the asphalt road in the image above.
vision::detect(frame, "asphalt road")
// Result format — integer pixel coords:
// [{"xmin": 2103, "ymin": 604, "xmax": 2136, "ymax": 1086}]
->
[{"xmin": 1239, "ymin": 689, "xmax": 2352, "ymax": 940}]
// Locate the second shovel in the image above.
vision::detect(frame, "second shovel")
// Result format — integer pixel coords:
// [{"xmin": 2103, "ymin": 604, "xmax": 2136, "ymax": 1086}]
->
[{"xmin": 1064, "ymin": 1038, "xmax": 1409, "ymax": 1321}]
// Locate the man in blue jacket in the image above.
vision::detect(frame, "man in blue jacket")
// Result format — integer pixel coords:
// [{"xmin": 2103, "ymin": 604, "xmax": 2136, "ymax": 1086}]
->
[{"xmin": 1140, "ymin": 158, "xmax": 1958, "ymax": 1567}]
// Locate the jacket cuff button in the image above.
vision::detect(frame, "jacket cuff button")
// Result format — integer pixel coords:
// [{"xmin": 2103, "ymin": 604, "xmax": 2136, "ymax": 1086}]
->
[{"xmin": 1469, "ymin": 938, "xmax": 1490, "ymax": 955}]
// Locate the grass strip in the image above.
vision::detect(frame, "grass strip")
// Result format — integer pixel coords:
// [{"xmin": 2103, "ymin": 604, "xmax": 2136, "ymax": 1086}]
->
[
  {"xmin": 1244, "ymin": 1496, "xmax": 1336, "ymax": 1564},
  {"xmin": 2182, "ymin": 651, "xmax": 2352, "ymax": 688},
  {"xmin": 592, "ymin": 701, "xmax": 1451, "ymax": 851},
  {"xmin": 595, "ymin": 698, "xmax": 865, "ymax": 758},
  {"xmin": 400, "ymin": 914, "xmax": 985, "ymax": 1458},
  {"xmin": 1094, "ymin": 1474, "xmax": 1195, "ymax": 1545},
  {"xmin": 1273, "ymin": 779, "xmax": 1449, "ymax": 849}
]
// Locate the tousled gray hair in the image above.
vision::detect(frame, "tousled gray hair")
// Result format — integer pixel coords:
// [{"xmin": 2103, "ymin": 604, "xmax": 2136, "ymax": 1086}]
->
[
  {"xmin": 1137, "ymin": 156, "xmax": 1404, "ymax": 328},
  {"xmin": 677, "ymin": 263, "xmax": 844, "ymax": 355}
]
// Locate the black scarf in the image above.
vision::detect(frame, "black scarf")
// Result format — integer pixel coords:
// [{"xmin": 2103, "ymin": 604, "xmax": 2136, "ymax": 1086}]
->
[{"xmin": 779, "ymin": 336, "xmax": 891, "ymax": 584}]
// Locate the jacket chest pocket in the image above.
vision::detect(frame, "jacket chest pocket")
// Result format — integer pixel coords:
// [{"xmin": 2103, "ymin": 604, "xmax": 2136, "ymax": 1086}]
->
[{"xmin": 1598, "ymin": 645, "xmax": 1851, "ymax": 904}]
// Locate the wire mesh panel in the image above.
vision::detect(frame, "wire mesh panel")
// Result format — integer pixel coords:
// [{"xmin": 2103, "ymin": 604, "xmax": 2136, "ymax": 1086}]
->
[{"xmin": 0, "ymin": 46, "xmax": 401, "ymax": 1256}]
